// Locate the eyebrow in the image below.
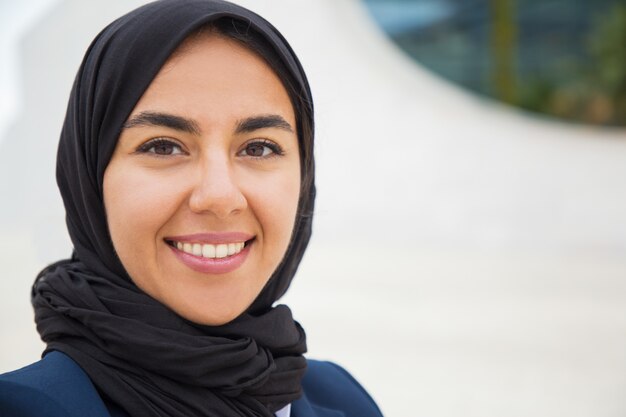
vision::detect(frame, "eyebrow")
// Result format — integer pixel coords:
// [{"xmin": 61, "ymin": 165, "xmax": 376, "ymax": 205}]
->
[
  {"xmin": 123, "ymin": 111, "xmax": 201, "ymax": 135},
  {"xmin": 235, "ymin": 114, "xmax": 294, "ymax": 134},
  {"xmin": 122, "ymin": 112, "xmax": 294, "ymax": 135}
]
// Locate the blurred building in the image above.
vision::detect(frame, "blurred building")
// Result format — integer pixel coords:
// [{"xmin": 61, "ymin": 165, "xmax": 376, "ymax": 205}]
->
[{"xmin": 363, "ymin": 0, "xmax": 626, "ymax": 125}]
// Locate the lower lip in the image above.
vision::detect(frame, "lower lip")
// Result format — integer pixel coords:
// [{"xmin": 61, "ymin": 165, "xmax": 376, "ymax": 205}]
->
[{"xmin": 168, "ymin": 242, "xmax": 251, "ymax": 274}]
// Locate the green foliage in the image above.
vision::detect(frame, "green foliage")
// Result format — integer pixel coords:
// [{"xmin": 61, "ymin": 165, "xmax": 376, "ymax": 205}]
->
[
  {"xmin": 489, "ymin": 0, "xmax": 518, "ymax": 104},
  {"xmin": 587, "ymin": 3, "xmax": 626, "ymax": 124},
  {"xmin": 517, "ymin": 3, "xmax": 626, "ymax": 125}
]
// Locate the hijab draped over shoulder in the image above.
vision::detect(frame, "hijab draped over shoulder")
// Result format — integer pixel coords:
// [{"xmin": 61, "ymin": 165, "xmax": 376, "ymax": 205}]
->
[{"xmin": 31, "ymin": 1, "xmax": 315, "ymax": 416}]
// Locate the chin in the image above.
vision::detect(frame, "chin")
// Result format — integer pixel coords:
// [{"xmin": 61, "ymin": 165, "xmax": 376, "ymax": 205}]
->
[
  {"xmin": 171, "ymin": 296, "xmax": 253, "ymax": 326},
  {"xmin": 184, "ymin": 309, "xmax": 244, "ymax": 326}
]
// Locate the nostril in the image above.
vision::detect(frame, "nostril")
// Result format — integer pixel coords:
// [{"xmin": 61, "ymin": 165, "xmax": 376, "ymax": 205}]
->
[{"xmin": 188, "ymin": 179, "xmax": 248, "ymax": 216}]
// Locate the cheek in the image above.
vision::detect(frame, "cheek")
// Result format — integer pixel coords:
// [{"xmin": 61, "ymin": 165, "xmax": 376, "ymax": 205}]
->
[
  {"xmin": 103, "ymin": 163, "xmax": 183, "ymax": 278},
  {"xmin": 244, "ymin": 167, "xmax": 301, "ymax": 254}
]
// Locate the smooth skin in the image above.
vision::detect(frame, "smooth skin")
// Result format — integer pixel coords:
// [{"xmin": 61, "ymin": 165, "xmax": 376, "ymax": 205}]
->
[{"xmin": 103, "ymin": 33, "xmax": 301, "ymax": 325}]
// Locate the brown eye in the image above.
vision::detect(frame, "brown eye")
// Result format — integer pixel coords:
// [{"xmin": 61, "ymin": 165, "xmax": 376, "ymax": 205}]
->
[
  {"xmin": 153, "ymin": 143, "xmax": 175, "ymax": 155},
  {"xmin": 137, "ymin": 139, "xmax": 184, "ymax": 156},
  {"xmin": 245, "ymin": 143, "xmax": 267, "ymax": 157},
  {"xmin": 238, "ymin": 140, "xmax": 283, "ymax": 158}
]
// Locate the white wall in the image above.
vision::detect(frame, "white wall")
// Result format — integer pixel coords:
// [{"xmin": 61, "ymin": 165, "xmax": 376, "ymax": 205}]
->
[{"xmin": 1, "ymin": 1, "xmax": 626, "ymax": 416}]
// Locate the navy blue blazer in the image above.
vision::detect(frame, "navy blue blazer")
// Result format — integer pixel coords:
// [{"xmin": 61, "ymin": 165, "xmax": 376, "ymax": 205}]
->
[{"xmin": 0, "ymin": 351, "xmax": 383, "ymax": 417}]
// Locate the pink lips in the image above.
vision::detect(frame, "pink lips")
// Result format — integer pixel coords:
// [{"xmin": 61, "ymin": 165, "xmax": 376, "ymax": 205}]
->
[{"xmin": 166, "ymin": 232, "xmax": 253, "ymax": 274}]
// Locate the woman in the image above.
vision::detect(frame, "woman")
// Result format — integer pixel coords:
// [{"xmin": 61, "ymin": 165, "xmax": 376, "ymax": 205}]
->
[{"xmin": 0, "ymin": 1, "xmax": 383, "ymax": 416}]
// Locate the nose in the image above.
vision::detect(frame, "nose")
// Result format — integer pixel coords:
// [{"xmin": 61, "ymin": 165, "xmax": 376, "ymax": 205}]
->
[{"xmin": 188, "ymin": 153, "xmax": 247, "ymax": 218}]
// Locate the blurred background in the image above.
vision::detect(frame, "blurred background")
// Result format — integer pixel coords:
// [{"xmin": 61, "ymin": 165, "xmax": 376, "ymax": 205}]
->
[
  {"xmin": 364, "ymin": 0, "xmax": 626, "ymax": 126},
  {"xmin": 1, "ymin": 1, "xmax": 625, "ymax": 416}
]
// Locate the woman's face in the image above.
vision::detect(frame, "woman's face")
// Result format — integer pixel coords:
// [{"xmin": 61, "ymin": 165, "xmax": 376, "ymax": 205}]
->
[{"xmin": 103, "ymin": 34, "xmax": 301, "ymax": 325}]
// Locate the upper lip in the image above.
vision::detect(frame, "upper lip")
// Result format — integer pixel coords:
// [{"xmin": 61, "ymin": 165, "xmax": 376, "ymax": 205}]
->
[{"xmin": 165, "ymin": 232, "xmax": 255, "ymax": 244}]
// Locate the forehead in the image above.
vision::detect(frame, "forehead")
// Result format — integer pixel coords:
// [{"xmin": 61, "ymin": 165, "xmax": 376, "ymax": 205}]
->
[
  {"xmin": 161, "ymin": 32, "xmax": 268, "ymax": 80},
  {"xmin": 131, "ymin": 33, "xmax": 296, "ymax": 126}
]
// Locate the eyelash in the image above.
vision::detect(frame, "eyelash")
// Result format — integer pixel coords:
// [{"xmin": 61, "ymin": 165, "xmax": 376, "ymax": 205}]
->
[
  {"xmin": 135, "ymin": 138, "xmax": 185, "ymax": 156},
  {"xmin": 238, "ymin": 139, "xmax": 284, "ymax": 158},
  {"xmin": 134, "ymin": 138, "xmax": 284, "ymax": 158}
]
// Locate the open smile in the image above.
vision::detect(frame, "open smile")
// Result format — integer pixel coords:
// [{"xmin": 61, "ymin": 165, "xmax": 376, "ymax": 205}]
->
[
  {"xmin": 164, "ymin": 233, "xmax": 255, "ymax": 274},
  {"xmin": 166, "ymin": 240, "xmax": 248, "ymax": 259}
]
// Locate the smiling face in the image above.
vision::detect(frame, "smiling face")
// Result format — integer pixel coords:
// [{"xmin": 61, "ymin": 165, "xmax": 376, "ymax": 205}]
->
[{"xmin": 103, "ymin": 34, "xmax": 301, "ymax": 325}]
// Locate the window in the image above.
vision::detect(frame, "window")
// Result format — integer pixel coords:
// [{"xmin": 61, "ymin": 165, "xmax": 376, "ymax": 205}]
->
[{"xmin": 362, "ymin": 0, "xmax": 626, "ymax": 126}]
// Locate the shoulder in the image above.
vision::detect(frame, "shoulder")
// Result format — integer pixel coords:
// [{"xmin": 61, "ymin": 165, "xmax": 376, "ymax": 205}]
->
[
  {"xmin": 0, "ymin": 351, "xmax": 111, "ymax": 417},
  {"xmin": 295, "ymin": 359, "xmax": 384, "ymax": 417},
  {"xmin": 0, "ymin": 354, "xmax": 383, "ymax": 417}
]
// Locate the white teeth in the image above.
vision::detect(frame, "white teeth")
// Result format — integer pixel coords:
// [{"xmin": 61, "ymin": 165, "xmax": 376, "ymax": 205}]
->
[
  {"xmin": 215, "ymin": 244, "xmax": 228, "ymax": 258},
  {"xmin": 202, "ymin": 244, "xmax": 216, "ymax": 258},
  {"xmin": 175, "ymin": 241, "xmax": 246, "ymax": 259}
]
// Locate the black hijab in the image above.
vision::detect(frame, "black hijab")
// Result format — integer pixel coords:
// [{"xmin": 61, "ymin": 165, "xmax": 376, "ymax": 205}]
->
[{"xmin": 31, "ymin": 1, "xmax": 315, "ymax": 416}]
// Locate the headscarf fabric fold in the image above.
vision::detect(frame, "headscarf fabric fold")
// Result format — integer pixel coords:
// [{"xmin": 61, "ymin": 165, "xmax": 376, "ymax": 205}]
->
[{"xmin": 31, "ymin": 1, "xmax": 315, "ymax": 416}]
